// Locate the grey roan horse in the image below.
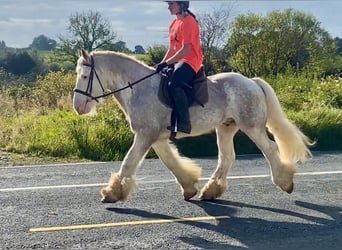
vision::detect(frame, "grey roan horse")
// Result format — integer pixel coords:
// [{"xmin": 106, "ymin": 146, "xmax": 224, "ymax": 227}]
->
[{"xmin": 73, "ymin": 49, "xmax": 312, "ymax": 203}]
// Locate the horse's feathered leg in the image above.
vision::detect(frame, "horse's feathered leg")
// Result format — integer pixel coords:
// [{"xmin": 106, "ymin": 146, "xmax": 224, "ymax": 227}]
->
[
  {"xmin": 152, "ymin": 139, "xmax": 201, "ymax": 200},
  {"xmin": 241, "ymin": 126, "xmax": 295, "ymax": 193},
  {"xmin": 101, "ymin": 133, "xmax": 154, "ymax": 203},
  {"xmin": 199, "ymin": 123, "xmax": 239, "ymax": 200}
]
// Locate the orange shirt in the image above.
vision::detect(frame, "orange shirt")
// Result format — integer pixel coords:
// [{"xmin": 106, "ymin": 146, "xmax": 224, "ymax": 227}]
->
[{"xmin": 169, "ymin": 15, "xmax": 203, "ymax": 73}]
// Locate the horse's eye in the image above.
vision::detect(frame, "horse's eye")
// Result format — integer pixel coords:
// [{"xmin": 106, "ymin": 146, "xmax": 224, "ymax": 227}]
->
[{"xmin": 82, "ymin": 75, "xmax": 87, "ymax": 80}]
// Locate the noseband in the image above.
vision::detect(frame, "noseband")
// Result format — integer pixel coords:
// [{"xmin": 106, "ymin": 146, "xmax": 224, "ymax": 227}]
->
[{"xmin": 74, "ymin": 55, "xmax": 158, "ymax": 102}]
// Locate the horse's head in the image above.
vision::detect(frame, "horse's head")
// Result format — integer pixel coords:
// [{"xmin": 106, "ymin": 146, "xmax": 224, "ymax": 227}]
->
[{"xmin": 73, "ymin": 49, "xmax": 105, "ymax": 115}]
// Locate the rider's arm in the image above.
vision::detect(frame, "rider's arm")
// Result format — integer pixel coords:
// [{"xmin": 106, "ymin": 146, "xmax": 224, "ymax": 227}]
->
[
  {"xmin": 161, "ymin": 48, "xmax": 173, "ymax": 63},
  {"xmin": 165, "ymin": 43, "xmax": 191, "ymax": 65}
]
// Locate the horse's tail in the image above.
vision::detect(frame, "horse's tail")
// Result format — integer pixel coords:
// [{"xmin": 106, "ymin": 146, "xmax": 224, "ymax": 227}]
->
[{"xmin": 252, "ymin": 77, "xmax": 313, "ymax": 165}]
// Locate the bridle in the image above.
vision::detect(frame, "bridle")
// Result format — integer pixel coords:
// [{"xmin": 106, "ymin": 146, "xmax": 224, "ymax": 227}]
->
[{"xmin": 74, "ymin": 55, "xmax": 158, "ymax": 102}]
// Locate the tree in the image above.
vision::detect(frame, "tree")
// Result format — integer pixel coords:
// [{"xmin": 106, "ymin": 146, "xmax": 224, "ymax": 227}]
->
[
  {"xmin": 335, "ymin": 37, "xmax": 342, "ymax": 56},
  {"xmin": 198, "ymin": 4, "xmax": 234, "ymax": 74},
  {"xmin": 134, "ymin": 45, "xmax": 146, "ymax": 54},
  {"xmin": 55, "ymin": 39, "xmax": 80, "ymax": 66},
  {"xmin": 198, "ymin": 4, "xmax": 233, "ymax": 51},
  {"xmin": 30, "ymin": 34, "xmax": 57, "ymax": 51},
  {"xmin": 227, "ymin": 9, "xmax": 337, "ymax": 77},
  {"xmin": 56, "ymin": 11, "xmax": 118, "ymax": 64},
  {"xmin": 2, "ymin": 51, "xmax": 37, "ymax": 75},
  {"xmin": 107, "ymin": 41, "xmax": 131, "ymax": 53},
  {"xmin": 324, "ymin": 37, "xmax": 342, "ymax": 75},
  {"xmin": 0, "ymin": 40, "xmax": 6, "ymax": 50}
]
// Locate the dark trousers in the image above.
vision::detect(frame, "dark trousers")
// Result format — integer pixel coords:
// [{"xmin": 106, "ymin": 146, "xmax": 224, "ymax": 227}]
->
[
  {"xmin": 169, "ymin": 62, "xmax": 196, "ymax": 89},
  {"xmin": 168, "ymin": 62, "xmax": 196, "ymax": 134}
]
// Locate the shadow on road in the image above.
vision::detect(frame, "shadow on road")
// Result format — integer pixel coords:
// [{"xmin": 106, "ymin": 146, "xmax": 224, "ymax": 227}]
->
[
  {"xmin": 107, "ymin": 200, "xmax": 341, "ymax": 249},
  {"xmin": 187, "ymin": 199, "xmax": 341, "ymax": 249}
]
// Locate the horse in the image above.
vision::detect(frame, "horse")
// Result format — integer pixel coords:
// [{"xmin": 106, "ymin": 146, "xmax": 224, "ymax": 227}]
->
[{"xmin": 73, "ymin": 49, "xmax": 312, "ymax": 203}]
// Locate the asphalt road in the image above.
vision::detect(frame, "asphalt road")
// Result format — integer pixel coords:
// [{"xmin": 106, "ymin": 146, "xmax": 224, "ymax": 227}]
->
[{"xmin": 0, "ymin": 152, "xmax": 341, "ymax": 249}]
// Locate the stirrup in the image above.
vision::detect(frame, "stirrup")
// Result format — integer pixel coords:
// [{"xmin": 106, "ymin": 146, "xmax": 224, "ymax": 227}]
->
[
  {"xmin": 177, "ymin": 123, "xmax": 191, "ymax": 134},
  {"xmin": 167, "ymin": 125, "xmax": 175, "ymax": 132},
  {"xmin": 169, "ymin": 131, "xmax": 177, "ymax": 143}
]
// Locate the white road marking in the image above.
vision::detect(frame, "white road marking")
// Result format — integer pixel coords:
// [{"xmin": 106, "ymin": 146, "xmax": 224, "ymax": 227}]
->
[
  {"xmin": 0, "ymin": 161, "xmax": 106, "ymax": 169},
  {"xmin": 0, "ymin": 183, "xmax": 107, "ymax": 192},
  {"xmin": 0, "ymin": 170, "xmax": 341, "ymax": 192}
]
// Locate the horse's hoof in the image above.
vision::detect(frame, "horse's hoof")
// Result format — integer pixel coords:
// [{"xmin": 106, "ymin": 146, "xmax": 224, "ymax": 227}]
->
[
  {"xmin": 198, "ymin": 193, "xmax": 215, "ymax": 201},
  {"xmin": 101, "ymin": 197, "xmax": 117, "ymax": 203},
  {"xmin": 100, "ymin": 187, "xmax": 118, "ymax": 203},
  {"xmin": 183, "ymin": 189, "xmax": 197, "ymax": 201},
  {"xmin": 285, "ymin": 182, "xmax": 294, "ymax": 194},
  {"xmin": 198, "ymin": 194, "xmax": 208, "ymax": 200}
]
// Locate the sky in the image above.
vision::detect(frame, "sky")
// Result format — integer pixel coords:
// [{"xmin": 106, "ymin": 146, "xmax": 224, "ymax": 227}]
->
[{"xmin": 1, "ymin": 0, "xmax": 341, "ymax": 50}]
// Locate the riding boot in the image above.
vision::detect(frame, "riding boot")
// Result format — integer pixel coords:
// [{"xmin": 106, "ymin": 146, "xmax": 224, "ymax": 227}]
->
[
  {"xmin": 167, "ymin": 110, "xmax": 178, "ymax": 142},
  {"xmin": 170, "ymin": 87, "xmax": 191, "ymax": 134}
]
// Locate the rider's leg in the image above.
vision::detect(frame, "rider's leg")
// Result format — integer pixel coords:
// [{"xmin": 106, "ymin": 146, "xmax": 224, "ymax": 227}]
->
[{"xmin": 168, "ymin": 62, "xmax": 195, "ymax": 134}]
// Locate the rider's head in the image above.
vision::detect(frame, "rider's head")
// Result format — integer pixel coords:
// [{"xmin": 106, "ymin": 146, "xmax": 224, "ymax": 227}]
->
[
  {"xmin": 177, "ymin": 1, "xmax": 190, "ymax": 12},
  {"xmin": 165, "ymin": 1, "xmax": 190, "ymax": 14}
]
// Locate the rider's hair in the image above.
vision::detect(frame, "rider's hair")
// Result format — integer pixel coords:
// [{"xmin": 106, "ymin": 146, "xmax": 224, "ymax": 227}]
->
[
  {"xmin": 176, "ymin": 1, "xmax": 197, "ymax": 22},
  {"xmin": 186, "ymin": 8, "xmax": 197, "ymax": 22}
]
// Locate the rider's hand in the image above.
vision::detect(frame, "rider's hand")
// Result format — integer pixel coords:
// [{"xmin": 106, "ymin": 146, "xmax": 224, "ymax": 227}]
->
[{"xmin": 156, "ymin": 62, "xmax": 168, "ymax": 73}]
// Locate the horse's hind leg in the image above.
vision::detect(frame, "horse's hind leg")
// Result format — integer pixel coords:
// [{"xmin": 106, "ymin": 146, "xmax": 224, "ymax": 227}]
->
[
  {"xmin": 152, "ymin": 139, "xmax": 201, "ymax": 200},
  {"xmin": 101, "ymin": 133, "xmax": 154, "ymax": 203},
  {"xmin": 241, "ymin": 126, "xmax": 295, "ymax": 193},
  {"xmin": 200, "ymin": 123, "xmax": 239, "ymax": 200}
]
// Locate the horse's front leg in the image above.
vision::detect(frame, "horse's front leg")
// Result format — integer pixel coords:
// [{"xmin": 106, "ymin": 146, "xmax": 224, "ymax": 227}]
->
[
  {"xmin": 101, "ymin": 133, "xmax": 154, "ymax": 203},
  {"xmin": 152, "ymin": 139, "xmax": 201, "ymax": 200}
]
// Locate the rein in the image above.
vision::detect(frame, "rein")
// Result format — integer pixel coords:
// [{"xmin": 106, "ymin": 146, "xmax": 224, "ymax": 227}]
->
[{"xmin": 74, "ymin": 55, "xmax": 158, "ymax": 102}]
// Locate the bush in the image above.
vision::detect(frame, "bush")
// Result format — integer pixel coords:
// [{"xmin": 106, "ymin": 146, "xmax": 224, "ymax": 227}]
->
[
  {"xmin": 1, "ymin": 111, "xmax": 79, "ymax": 157},
  {"xmin": 267, "ymin": 71, "xmax": 342, "ymax": 111},
  {"xmin": 307, "ymin": 77, "xmax": 342, "ymax": 109},
  {"xmin": 288, "ymin": 108, "xmax": 342, "ymax": 151},
  {"xmin": 1, "ymin": 51, "xmax": 37, "ymax": 75},
  {"xmin": 0, "ymin": 99, "xmax": 138, "ymax": 161},
  {"xmin": 32, "ymin": 70, "xmax": 76, "ymax": 109},
  {"xmin": 70, "ymin": 100, "xmax": 135, "ymax": 160},
  {"xmin": 146, "ymin": 45, "xmax": 168, "ymax": 65}
]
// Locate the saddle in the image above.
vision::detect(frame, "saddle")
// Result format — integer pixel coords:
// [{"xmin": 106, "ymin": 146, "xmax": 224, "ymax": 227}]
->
[{"xmin": 158, "ymin": 65, "xmax": 208, "ymax": 108}]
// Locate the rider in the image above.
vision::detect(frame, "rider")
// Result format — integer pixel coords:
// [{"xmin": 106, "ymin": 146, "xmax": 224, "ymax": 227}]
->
[{"xmin": 156, "ymin": 1, "xmax": 203, "ymax": 134}]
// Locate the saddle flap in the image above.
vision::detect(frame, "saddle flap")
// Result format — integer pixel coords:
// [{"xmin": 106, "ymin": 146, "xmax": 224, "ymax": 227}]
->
[{"xmin": 158, "ymin": 65, "xmax": 208, "ymax": 108}]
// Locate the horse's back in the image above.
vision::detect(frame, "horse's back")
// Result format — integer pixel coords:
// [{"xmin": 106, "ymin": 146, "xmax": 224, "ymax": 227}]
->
[
  {"xmin": 207, "ymin": 72, "xmax": 264, "ymax": 97},
  {"xmin": 206, "ymin": 72, "xmax": 267, "ymax": 124},
  {"xmin": 208, "ymin": 72, "xmax": 253, "ymax": 86}
]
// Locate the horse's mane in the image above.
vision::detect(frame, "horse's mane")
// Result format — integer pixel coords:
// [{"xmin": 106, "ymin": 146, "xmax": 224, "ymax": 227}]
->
[{"xmin": 90, "ymin": 50, "xmax": 154, "ymax": 71}]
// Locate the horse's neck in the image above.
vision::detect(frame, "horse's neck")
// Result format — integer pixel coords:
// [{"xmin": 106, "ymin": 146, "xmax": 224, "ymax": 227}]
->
[{"xmin": 101, "ymin": 53, "xmax": 158, "ymax": 116}]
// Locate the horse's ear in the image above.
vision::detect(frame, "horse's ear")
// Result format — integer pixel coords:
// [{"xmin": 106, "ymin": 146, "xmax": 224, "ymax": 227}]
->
[{"xmin": 79, "ymin": 48, "xmax": 90, "ymax": 61}]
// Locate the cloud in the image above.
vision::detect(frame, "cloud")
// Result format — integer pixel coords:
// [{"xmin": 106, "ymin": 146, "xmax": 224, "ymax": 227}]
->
[
  {"xmin": 145, "ymin": 26, "xmax": 167, "ymax": 32},
  {"xmin": 9, "ymin": 18, "xmax": 52, "ymax": 25},
  {"xmin": 138, "ymin": 1, "xmax": 165, "ymax": 15},
  {"xmin": 1, "ymin": 0, "xmax": 341, "ymax": 50},
  {"xmin": 111, "ymin": 21, "xmax": 129, "ymax": 32},
  {"xmin": 98, "ymin": 7, "xmax": 126, "ymax": 14}
]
